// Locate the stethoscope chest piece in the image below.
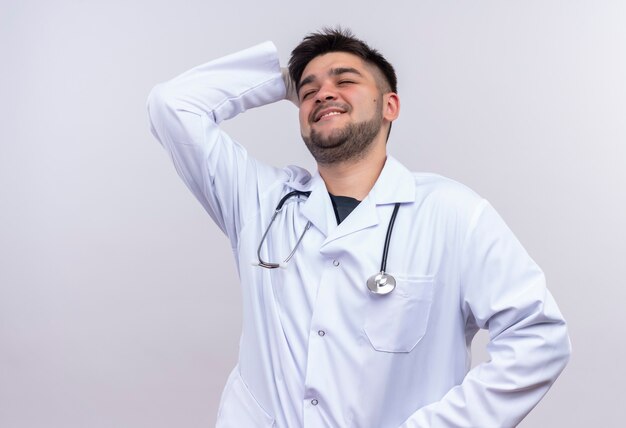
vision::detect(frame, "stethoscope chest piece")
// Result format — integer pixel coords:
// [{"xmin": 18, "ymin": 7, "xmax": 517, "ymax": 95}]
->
[{"xmin": 367, "ymin": 272, "xmax": 396, "ymax": 295}]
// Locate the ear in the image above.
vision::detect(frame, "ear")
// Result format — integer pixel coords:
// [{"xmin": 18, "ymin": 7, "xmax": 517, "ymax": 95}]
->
[{"xmin": 382, "ymin": 92, "xmax": 400, "ymax": 122}]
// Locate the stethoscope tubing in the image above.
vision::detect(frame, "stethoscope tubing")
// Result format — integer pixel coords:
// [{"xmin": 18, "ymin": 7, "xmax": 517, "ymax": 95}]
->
[
  {"xmin": 256, "ymin": 190, "xmax": 311, "ymax": 269},
  {"xmin": 256, "ymin": 191, "xmax": 403, "ymax": 295},
  {"xmin": 380, "ymin": 203, "xmax": 401, "ymax": 273},
  {"xmin": 276, "ymin": 190, "xmax": 311, "ymax": 211}
]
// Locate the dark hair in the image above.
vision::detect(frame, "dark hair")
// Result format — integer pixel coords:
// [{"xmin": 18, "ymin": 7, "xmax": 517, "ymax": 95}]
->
[{"xmin": 288, "ymin": 27, "xmax": 397, "ymax": 94}]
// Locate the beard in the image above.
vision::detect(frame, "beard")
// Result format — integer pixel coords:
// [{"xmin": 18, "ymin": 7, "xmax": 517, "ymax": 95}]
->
[{"xmin": 301, "ymin": 111, "xmax": 383, "ymax": 165}]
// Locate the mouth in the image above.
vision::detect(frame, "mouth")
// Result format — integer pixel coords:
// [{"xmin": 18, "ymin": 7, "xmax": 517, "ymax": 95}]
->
[{"xmin": 313, "ymin": 107, "xmax": 347, "ymax": 123}]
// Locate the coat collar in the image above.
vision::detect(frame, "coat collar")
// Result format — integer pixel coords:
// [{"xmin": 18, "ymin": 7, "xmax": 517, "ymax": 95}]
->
[
  {"xmin": 288, "ymin": 155, "xmax": 416, "ymax": 245},
  {"xmin": 368, "ymin": 155, "xmax": 416, "ymax": 205}
]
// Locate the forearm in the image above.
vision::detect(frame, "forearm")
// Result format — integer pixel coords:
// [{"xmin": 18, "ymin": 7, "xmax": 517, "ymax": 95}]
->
[
  {"xmin": 147, "ymin": 41, "xmax": 286, "ymax": 142},
  {"xmin": 145, "ymin": 42, "xmax": 288, "ymax": 241},
  {"xmin": 400, "ymin": 292, "xmax": 570, "ymax": 427},
  {"xmin": 400, "ymin": 201, "xmax": 571, "ymax": 427}
]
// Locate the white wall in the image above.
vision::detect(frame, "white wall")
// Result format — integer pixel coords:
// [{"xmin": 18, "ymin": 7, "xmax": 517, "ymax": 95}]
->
[{"xmin": 1, "ymin": 0, "xmax": 624, "ymax": 426}]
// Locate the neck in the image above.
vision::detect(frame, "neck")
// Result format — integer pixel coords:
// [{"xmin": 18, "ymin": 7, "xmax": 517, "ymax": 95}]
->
[{"xmin": 317, "ymin": 142, "xmax": 387, "ymax": 201}]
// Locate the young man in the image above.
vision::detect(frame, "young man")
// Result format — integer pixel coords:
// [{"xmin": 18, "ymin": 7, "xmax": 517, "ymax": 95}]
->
[{"xmin": 147, "ymin": 28, "xmax": 570, "ymax": 428}]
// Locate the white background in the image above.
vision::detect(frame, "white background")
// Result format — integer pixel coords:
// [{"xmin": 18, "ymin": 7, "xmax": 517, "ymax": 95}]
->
[{"xmin": 1, "ymin": 0, "xmax": 625, "ymax": 426}]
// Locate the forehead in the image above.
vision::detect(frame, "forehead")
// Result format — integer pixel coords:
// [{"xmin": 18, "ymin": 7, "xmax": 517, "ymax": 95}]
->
[{"xmin": 300, "ymin": 52, "xmax": 375, "ymax": 83}]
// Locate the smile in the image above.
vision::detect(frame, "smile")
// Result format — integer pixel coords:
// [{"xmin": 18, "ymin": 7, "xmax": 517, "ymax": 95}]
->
[
  {"xmin": 319, "ymin": 111, "xmax": 343, "ymax": 121},
  {"xmin": 313, "ymin": 107, "xmax": 347, "ymax": 122}
]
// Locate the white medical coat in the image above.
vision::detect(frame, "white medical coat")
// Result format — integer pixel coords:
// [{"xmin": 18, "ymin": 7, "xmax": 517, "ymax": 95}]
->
[{"xmin": 147, "ymin": 42, "xmax": 571, "ymax": 428}]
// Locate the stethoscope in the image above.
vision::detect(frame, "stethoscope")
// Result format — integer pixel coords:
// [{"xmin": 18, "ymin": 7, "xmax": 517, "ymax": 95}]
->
[{"xmin": 255, "ymin": 190, "xmax": 401, "ymax": 295}]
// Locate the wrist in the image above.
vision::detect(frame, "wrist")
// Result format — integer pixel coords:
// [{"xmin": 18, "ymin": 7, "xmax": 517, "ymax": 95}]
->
[{"xmin": 281, "ymin": 67, "xmax": 299, "ymax": 106}]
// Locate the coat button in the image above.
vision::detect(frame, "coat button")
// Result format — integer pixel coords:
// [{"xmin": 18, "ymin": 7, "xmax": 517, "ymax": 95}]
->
[
  {"xmin": 311, "ymin": 399, "xmax": 319, "ymax": 406},
  {"xmin": 318, "ymin": 330, "xmax": 326, "ymax": 337},
  {"xmin": 333, "ymin": 259, "xmax": 340, "ymax": 266}
]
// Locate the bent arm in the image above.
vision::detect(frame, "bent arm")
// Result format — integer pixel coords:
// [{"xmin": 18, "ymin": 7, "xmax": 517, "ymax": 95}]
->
[
  {"xmin": 146, "ymin": 42, "xmax": 287, "ymax": 245},
  {"xmin": 401, "ymin": 201, "xmax": 571, "ymax": 428}
]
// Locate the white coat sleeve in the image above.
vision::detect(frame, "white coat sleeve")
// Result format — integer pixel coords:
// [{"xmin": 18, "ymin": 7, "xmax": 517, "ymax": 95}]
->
[
  {"xmin": 146, "ymin": 42, "xmax": 288, "ymax": 247},
  {"xmin": 400, "ymin": 200, "xmax": 571, "ymax": 428}
]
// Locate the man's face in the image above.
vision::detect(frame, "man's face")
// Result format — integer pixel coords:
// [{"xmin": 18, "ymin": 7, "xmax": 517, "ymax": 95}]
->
[{"xmin": 297, "ymin": 52, "xmax": 388, "ymax": 165}]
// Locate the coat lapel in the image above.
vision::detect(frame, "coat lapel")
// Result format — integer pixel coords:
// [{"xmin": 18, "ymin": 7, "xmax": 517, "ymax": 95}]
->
[
  {"xmin": 299, "ymin": 172, "xmax": 336, "ymax": 238},
  {"xmin": 290, "ymin": 156, "xmax": 416, "ymax": 248},
  {"xmin": 309, "ymin": 156, "xmax": 417, "ymax": 248}
]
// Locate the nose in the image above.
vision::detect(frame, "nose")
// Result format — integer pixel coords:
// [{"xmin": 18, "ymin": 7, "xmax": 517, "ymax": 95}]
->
[
  {"xmin": 316, "ymin": 94, "xmax": 335, "ymax": 103},
  {"xmin": 315, "ymin": 81, "xmax": 337, "ymax": 103}
]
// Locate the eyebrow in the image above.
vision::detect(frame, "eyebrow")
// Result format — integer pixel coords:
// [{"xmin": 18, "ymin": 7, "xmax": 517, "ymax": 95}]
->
[{"xmin": 298, "ymin": 67, "xmax": 364, "ymax": 91}]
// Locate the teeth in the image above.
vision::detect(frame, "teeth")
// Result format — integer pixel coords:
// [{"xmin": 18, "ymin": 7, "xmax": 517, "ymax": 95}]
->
[{"xmin": 321, "ymin": 111, "xmax": 342, "ymax": 119}]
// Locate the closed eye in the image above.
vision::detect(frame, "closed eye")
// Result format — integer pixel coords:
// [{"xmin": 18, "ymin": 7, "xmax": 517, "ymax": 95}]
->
[{"xmin": 301, "ymin": 90, "xmax": 316, "ymax": 100}]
